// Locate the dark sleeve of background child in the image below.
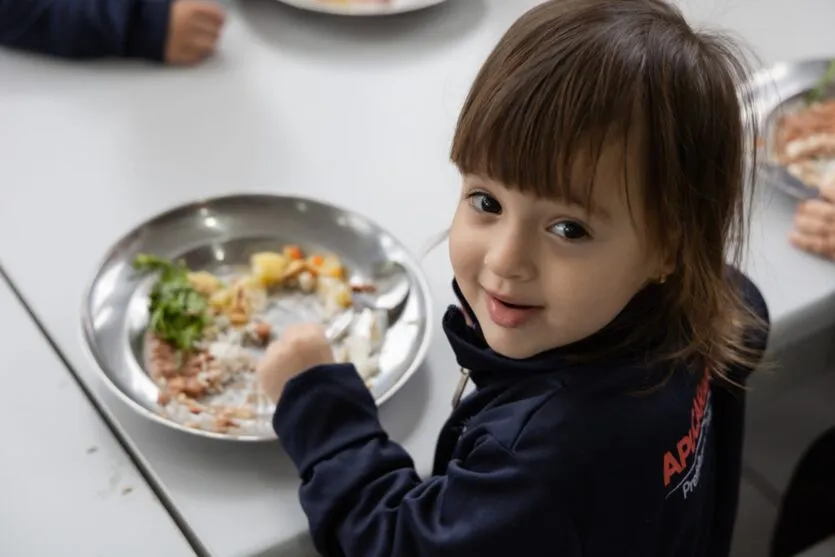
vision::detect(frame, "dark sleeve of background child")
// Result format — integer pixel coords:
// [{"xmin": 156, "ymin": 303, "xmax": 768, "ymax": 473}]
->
[
  {"xmin": 274, "ymin": 365, "xmax": 582, "ymax": 557},
  {"xmin": 0, "ymin": 0, "xmax": 172, "ymax": 60}
]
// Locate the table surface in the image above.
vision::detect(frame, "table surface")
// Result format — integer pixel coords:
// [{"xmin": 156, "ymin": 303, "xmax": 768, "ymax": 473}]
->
[
  {"xmin": 798, "ymin": 537, "xmax": 835, "ymax": 557},
  {"xmin": 0, "ymin": 276, "xmax": 194, "ymax": 556},
  {"xmin": 1, "ymin": 0, "xmax": 835, "ymax": 555}
]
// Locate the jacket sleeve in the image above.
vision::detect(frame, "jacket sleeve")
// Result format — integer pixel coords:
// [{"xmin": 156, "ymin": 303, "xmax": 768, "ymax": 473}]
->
[
  {"xmin": 0, "ymin": 0, "xmax": 171, "ymax": 60},
  {"xmin": 274, "ymin": 364, "xmax": 582, "ymax": 557}
]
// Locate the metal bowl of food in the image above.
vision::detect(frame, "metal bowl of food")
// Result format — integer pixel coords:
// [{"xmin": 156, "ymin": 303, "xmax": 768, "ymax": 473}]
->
[
  {"xmin": 81, "ymin": 194, "xmax": 433, "ymax": 442},
  {"xmin": 748, "ymin": 58, "xmax": 835, "ymax": 199}
]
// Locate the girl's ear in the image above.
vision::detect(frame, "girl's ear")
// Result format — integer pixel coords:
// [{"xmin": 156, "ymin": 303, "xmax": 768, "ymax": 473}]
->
[{"xmin": 656, "ymin": 247, "xmax": 677, "ymax": 283}]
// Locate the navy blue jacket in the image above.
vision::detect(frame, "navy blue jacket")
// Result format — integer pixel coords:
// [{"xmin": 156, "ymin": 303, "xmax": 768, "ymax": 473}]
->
[
  {"xmin": 274, "ymin": 272, "xmax": 770, "ymax": 556},
  {"xmin": 0, "ymin": 0, "xmax": 171, "ymax": 60}
]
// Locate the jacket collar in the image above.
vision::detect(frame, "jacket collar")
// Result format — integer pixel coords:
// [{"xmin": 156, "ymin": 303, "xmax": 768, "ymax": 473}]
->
[{"xmin": 442, "ymin": 279, "xmax": 669, "ymax": 388}]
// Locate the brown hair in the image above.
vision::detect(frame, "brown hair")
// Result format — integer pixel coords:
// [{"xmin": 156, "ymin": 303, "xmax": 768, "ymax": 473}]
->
[{"xmin": 450, "ymin": 0, "xmax": 765, "ymax": 380}]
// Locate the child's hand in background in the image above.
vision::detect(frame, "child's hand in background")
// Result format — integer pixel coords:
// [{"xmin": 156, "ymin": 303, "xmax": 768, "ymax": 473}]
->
[
  {"xmin": 790, "ymin": 183, "xmax": 835, "ymax": 260},
  {"xmin": 165, "ymin": 0, "xmax": 226, "ymax": 66},
  {"xmin": 256, "ymin": 324, "xmax": 335, "ymax": 404}
]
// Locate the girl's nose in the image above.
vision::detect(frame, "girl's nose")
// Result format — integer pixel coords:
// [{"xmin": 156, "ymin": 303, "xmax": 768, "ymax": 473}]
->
[{"xmin": 483, "ymin": 226, "xmax": 537, "ymax": 282}]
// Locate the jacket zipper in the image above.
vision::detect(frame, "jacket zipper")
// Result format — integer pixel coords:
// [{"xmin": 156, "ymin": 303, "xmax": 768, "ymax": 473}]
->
[{"xmin": 451, "ymin": 367, "xmax": 471, "ymax": 409}]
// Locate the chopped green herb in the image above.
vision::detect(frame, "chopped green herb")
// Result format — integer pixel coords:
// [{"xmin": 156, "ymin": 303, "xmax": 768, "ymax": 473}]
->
[
  {"xmin": 806, "ymin": 60, "xmax": 835, "ymax": 105},
  {"xmin": 132, "ymin": 253, "xmax": 210, "ymax": 353}
]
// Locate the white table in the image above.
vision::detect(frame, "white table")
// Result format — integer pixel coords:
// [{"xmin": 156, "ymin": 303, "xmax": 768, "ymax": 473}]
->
[
  {"xmin": 799, "ymin": 538, "xmax": 835, "ymax": 557},
  {"xmin": 0, "ymin": 276, "xmax": 194, "ymax": 556},
  {"xmin": 0, "ymin": 0, "xmax": 834, "ymax": 555}
]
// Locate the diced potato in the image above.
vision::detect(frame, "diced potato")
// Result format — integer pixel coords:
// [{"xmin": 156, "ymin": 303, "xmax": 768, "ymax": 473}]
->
[
  {"xmin": 318, "ymin": 254, "xmax": 345, "ymax": 279},
  {"xmin": 307, "ymin": 253, "xmax": 345, "ymax": 278},
  {"xmin": 325, "ymin": 279, "xmax": 353, "ymax": 308},
  {"xmin": 333, "ymin": 282, "xmax": 353, "ymax": 308},
  {"xmin": 250, "ymin": 252, "xmax": 288, "ymax": 286},
  {"xmin": 316, "ymin": 277, "xmax": 352, "ymax": 318},
  {"xmin": 237, "ymin": 275, "xmax": 263, "ymax": 290},
  {"xmin": 323, "ymin": 267, "xmax": 345, "ymax": 279},
  {"xmin": 209, "ymin": 288, "xmax": 233, "ymax": 310},
  {"xmin": 187, "ymin": 271, "xmax": 223, "ymax": 296}
]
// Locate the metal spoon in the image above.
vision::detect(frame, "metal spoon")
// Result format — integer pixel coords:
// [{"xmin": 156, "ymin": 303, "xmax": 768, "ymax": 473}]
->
[
  {"xmin": 325, "ymin": 260, "xmax": 411, "ymax": 342},
  {"xmin": 759, "ymin": 161, "xmax": 821, "ymax": 200}
]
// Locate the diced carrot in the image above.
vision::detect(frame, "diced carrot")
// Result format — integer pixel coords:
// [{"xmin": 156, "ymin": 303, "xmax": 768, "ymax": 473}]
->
[
  {"xmin": 285, "ymin": 245, "xmax": 303, "ymax": 260},
  {"xmin": 310, "ymin": 255, "xmax": 325, "ymax": 266}
]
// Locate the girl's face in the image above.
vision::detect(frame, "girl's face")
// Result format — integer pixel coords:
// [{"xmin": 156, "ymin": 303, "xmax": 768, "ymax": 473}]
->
[{"xmin": 449, "ymin": 143, "xmax": 667, "ymax": 360}]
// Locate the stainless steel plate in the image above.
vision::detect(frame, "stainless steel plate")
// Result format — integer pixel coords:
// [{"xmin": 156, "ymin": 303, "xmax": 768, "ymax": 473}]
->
[
  {"xmin": 81, "ymin": 194, "xmax": 433, "ymax": 442},
  {"xmin": 747, "ymin": 58, "xmax": 834, "ymax": 200},
  {"xmin": 274, "ymin": 0, "xmax": 450, "ymax": 16}
]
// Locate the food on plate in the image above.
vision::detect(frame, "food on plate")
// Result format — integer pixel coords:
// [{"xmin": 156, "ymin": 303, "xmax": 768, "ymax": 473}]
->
[
  {"xmin": 772, "ymin": 99, "xmax": 835, "ymax": 189},
  {"xmin": 132, "ymin": 246, "xmax": 387, "ymax": 435},
  {"xmin": 317, "ymin": 0, "xmax": 391, "ymax": 4},
  {"xmin": 132, "ymin": 254, "xmax": 211, "ymax": 352},
  {"xmin": 772, "ymin": 63, "xmax": 835, "ymax": 190},
  {"xmin": 188, "ymin": 270, "xmax": 223, "ymax": 296}
]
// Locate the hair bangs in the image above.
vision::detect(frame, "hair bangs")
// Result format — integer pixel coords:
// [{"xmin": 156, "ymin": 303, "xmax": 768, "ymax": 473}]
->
[{"xmin": 450, "ymin": 8, "xmax": 645, "ymax": 212}]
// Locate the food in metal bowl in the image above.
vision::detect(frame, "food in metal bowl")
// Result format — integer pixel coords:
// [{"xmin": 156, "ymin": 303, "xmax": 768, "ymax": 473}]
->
[
  {"xmin": 771, "ymin": 61, "xmax": 835, "ymax": 190},
  {"xmin": 132, "ymin": 247, "xmax": 386, "ymax": 435}
]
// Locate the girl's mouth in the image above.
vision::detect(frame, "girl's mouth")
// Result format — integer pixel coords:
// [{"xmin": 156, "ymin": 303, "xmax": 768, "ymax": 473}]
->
[
  {"xmin": 484, "ymin": 292, "xmax": 542, "ymax": 328},
  {"xmin": 499, "ymin": 300, "xmax": 531, "ymax": 309}
]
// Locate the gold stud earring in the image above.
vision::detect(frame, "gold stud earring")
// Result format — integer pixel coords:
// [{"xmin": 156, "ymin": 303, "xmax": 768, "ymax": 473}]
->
[{"xmin": 658, "ymin": 274, "xmax": 668, "ymax": 285}]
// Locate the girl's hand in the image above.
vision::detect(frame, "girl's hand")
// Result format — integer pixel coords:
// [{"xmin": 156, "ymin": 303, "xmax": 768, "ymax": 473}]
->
[
  {"xmin": 790, "ymin": 183, "xmax": 835, "ymax": 260},
  {"xmin": 165, "ymin": 0, "xmax": 226, "ymax": 66},
  {"xmin": 256, "ymin": 323, "xmax": 335, "ymax": 404}
]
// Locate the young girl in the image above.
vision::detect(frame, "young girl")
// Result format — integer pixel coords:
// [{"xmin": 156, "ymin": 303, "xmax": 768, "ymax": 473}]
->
[{"xmin": 257, "ymin": 0, "xmax": 770, "ymax": 555}]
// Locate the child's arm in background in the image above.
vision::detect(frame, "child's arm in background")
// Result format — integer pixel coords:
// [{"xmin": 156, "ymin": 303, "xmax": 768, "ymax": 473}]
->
[
  {"xmin": 790, "ymin": 182, "xmax": 835, "ymax": 260},
  {"xmin": 0, "ymin": 0, "xmax": 172, "ymax": 60},
  {"xmin": 0, "ymin": 0, "xmax": 225, "ymax": 65}
]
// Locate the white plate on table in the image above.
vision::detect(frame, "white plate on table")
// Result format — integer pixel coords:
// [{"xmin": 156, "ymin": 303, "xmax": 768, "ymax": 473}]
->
[{"xmin": 275, "ymin": 0, "xmax": 450, "ymax": 16}]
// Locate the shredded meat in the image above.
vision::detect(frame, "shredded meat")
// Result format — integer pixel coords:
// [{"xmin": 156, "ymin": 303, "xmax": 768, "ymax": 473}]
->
[{"xmin": 773, "ymin": 99, "xmax": 835, "ymax": 188}]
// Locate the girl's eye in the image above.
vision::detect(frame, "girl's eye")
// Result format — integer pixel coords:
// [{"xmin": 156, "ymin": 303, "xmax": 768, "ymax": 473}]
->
[
  {"xmin": 468, "ymin": 192, "xmax": 502, "ymax": 215},
  {"xmin": 550, "ymin": 221, "xmax": 589, "ymax": 240}
]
